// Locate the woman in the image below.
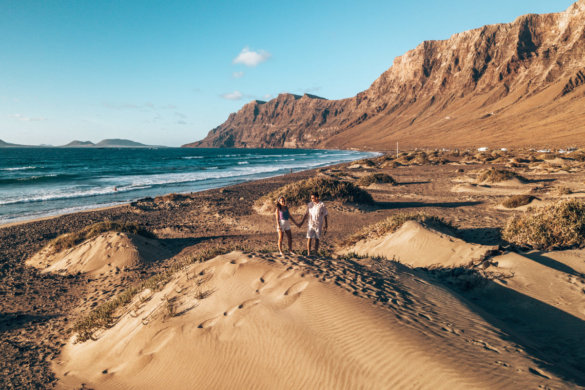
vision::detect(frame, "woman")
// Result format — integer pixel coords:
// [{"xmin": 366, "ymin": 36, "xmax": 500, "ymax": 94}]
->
[{"xmin": 275, "ymin": 196, "xmax": 298, "ymax": 255}]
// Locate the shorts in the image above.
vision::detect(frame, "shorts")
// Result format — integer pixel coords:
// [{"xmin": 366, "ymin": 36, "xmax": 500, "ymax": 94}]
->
[
  {"xmin": 306, "ymin": 227, "xmax": 322, "ymax": 239},
  {"xmin": 278, "ymin": 219, "xmax": 291, "ymax": 231}
]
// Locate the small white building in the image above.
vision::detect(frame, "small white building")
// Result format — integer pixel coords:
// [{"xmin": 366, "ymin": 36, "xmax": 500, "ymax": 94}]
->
[{"xmin": 477, "ymin": 147, "xmax": 489, "ymax": 152}]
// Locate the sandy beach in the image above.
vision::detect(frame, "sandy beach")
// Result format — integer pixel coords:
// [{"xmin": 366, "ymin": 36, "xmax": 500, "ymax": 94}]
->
[{"xmin": 2, "ymin": 150, "xmax": 585, "ymax": 389}]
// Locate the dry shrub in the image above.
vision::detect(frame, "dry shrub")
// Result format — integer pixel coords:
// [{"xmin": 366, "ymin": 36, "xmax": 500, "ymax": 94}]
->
[
  {"xmin": 49, "ymin": 220, "xmax": 154, "ymax": 254},
  {"xmin": 476, "ymin": 168, "xmax": 526, "ymax": 183},
  {"xmin": 341, "ymin": 212, "xmax": 455, "ymax": 247},
  {"xmin": 357, "ymin": 158, "xmax": 377, "ymax": 167},
  {"xmin": 502, "ymin": 199, "xmax": 585, "ymax": 250},
  {"xmin": 357, "ymin": 173, "xmax": 396, "ymax": 187},
  {"xmin": 537, "ymin": 153, "xmax": 556, "ymax": 160},
  {"xmin": 412, "ymin": 152, "xmax": 429, "ymax": 165},
  {"xmin": 256, "ymin": 177, "xmax": 374, "ymax": 209},
  {"xmin": 571, "ymin": 150, "xmax": 585, "ymax": 162},
  {"xmin": 501, "ymin": 195, "xmax": 535, "ymax": 209},
  {"xmin": 555, "ymin": 186, "xmax": 572, "ymax": 195}
]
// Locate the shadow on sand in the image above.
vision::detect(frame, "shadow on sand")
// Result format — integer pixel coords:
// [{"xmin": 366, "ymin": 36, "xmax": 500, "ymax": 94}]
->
[
  {"xmin": 0, "ymin": 313, "xmax": 58, "ymax": 333},
  {"xmin": 420, "ymin": 269, "xmax": 585, "ymax": 386},
  {"xmin": 522, "ymin": 251, "xmax": 585, "ymax": 277},
  {"xmin": 375, "ymin": 201, "xmax": 482, "ymax": 210}
]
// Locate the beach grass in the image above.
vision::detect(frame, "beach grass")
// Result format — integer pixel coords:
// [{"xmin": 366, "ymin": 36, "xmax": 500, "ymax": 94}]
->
[
  {"xmin": 256, "ymin": 176, "xmax": 374, "ymax": 208},
  {"xmin": 357, "ymin": 173, "xmax": 396, "ymax": 187},
  {"xmin": 476, "ymin": 168, "xmax": 526, "ymax": 183},
  {"xmin": 73, "ymin": 246, "xmax": 233, "ymax": 342},
  {"xmin": 501, "ymin": 195, "xmax": 535, "ymax": 208},
  {"xmin": 502, "ymin": 199, "xmax": 585, "ymax": 250},
  {"xmin": 49, "ymin": 220, "xmax": 155, "ymax": 254}
]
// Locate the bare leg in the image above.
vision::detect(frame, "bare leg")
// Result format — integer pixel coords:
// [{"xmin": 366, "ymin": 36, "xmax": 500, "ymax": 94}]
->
[
  {"xmin": 306, "ymin": 238, "xmax": 312, "ymax": 255},
  {"xmin": 315, "ymin": 238, "xmax": 320, "ymax": 254},
  {"xmin": 278, "ymin": 230, "xmax": 284, "ymax": 254},
  {"xmin": 285, "ymin": 230, "xmax": 293, "ymax": 252}
]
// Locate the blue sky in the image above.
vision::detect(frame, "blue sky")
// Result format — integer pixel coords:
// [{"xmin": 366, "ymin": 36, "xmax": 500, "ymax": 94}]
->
[{"xmin": 0, "ymin": 0, "xmax": 575, "ymax": 147}]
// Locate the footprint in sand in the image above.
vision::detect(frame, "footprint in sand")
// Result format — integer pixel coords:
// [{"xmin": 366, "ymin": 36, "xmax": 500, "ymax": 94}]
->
[
  {"xmin": 260, "ymin": 270, "xmax": 276, "ymax": 284},
  {"xmin": 230, "ymin": 257, "xmax": 248, "ymax": 265},
  {"xmin": 199, "ymin": 266, "xmax": 215, "ymax": 276},
  {"xmin": 284, "ymin": 281, "xmax": 309, "ymax": 296},
  {"xmin": 198, "ymin": 316, "xmax": 220, "ymax": 329},
  {"xmin": 278, "ymin": 268, "xmax": 296, "ymax": 280}
]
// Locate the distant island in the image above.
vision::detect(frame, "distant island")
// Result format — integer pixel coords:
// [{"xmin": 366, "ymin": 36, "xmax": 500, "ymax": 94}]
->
[{"xmin": 0, "ymin": 138, "xmax": 167, "ymax": 148}]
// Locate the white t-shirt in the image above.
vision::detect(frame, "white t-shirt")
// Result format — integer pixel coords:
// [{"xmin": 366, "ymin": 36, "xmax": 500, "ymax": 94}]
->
[{"xmin": 306, "ymin": 201, "xmax": 328, "ymax": 230}]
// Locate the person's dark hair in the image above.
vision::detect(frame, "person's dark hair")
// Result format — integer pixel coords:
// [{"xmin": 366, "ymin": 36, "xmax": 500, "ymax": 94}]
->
[
  {"xmin": 276, "ymin": 196, "xmax": 284, "ymax": 211},
  {"xmin": 311, "ymin": 192, "xmax": 319, "ymax": 198}
]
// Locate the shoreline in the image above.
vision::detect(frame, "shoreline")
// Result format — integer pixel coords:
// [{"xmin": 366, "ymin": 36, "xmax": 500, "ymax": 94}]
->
[{"xmin": 0, "ymin": 148, "xmax": 380, "ymax": 230}]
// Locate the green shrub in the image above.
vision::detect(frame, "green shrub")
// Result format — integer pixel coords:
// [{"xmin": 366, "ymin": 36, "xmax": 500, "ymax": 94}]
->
[
  {"xmin": 49, "ymin": 220, "xmax": 154, "ymax": 254},
  {"xmin": 357, "ymin": 173, "xmax": 396, "ymax": 187},
  {"xmin": 502, "ymin": 200, "xmax": 585, "ymax": 250},
  {"xmin": 501, "ymin": 195, "xmax": 535, "ymax": 209},
  {"xmin": 256, "ymin": 177, "xmax": 374, "ymax": 208},
  {"xmin": 341, "ymin": 212, "xmax": 455, "ymax": 247},
  {"xmin": 476, "ymin": 168, "xmax": 525, "ymax": 183}
]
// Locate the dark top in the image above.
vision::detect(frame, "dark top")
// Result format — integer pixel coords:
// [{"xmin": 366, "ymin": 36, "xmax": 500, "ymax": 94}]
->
[{"xmin": 279, "ymin": 207, "xmax": 290, "ymax": 220}]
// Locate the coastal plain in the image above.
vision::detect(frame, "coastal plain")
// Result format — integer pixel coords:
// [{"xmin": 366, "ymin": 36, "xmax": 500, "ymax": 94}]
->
[{"xmin": 2, "ymin": 149, "xmax": 585, "ymax": 389}]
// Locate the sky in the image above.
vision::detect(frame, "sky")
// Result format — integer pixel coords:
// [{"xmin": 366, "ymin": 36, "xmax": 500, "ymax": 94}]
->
[{"xmin": 0, "ymin": 0, "xmax": 576, "ymax": 147}]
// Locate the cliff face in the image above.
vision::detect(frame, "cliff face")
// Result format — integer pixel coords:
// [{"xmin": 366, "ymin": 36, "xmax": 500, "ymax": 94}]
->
[{"xmin": 186, "ymin": 0, "xmax": 585, "ymax": 149}]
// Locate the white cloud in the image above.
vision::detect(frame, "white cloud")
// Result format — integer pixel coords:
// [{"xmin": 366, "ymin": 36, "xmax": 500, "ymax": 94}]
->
[
  {"xmin": 262, "ymin": 94, "xmax": 273, "ymax": 100},
  {"xmin": 233, "ymin": 47, "xmax": 271, "ymax": 67},
  {"xmin": 232, "ymin": 71, "xmax": 244, "ymax": 78},
  {"xmin": 10, "ymin": 113, "xmax": 47, "ymax": 122},
  {"xmin": 221, "ymin": 91, "xmax": 244, "ymax": 100}
]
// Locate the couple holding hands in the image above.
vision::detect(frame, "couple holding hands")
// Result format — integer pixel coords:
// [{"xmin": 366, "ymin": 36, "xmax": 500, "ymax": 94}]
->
[{"xmin": 275, "ymin": 192, "xmax": 328, "ymax": 256}]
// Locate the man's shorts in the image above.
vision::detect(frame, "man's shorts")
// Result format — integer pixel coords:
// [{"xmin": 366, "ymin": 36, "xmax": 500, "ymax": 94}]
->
[
  {"xmin": 306, "ymin": 227, "xmax": 322, "ymax": 239},
  {"xmin": 278, "ymin": 219, "xmax": 291, "ymax": 231}
]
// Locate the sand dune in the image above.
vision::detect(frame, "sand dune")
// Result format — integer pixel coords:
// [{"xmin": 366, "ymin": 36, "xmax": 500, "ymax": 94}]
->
[
  {"xmin": 451, "ymin": 182, "xmax": 533, "ymax": 196},
  {"xmin": 487, "ymin": 250, "xmax": 585, "ymax": 321},
  {"xmin": 26, "ymin": 232, "xmax": 172, "ymax": 276},
  {"xmin": 52, "ymin": 251, "xmax": 568, "ymax": 389},
  {"xmin": 344, "ymin": 220, "xmax": 496, "ymax": 268}
]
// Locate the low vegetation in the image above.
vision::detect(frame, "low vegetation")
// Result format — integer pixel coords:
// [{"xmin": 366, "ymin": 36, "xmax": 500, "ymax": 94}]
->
[
  {"xmin": 357, "ymin": 173, "xmax": 396, "ymax": 187},
  {"xmin": 256, "ymin": 177, "xmax": 374, "ymax": 209},
  {"xmin": 476, "ymin": 168, "xmax": 526, "ymax": 183},
  {"xmin": 502, "ymin": 199, "xmax": 585, "ymax": 250},
  {"xmin": 501, "ymin": 195, "xmax": 535, "ymax": 209},
  {"xmin": 555, "ymin": 186, "xmax": 572, "ymax": 195},
  {"xmin": 49, "ymin": 220, "xmax": 154, "ymax": 254},
  {"xmin": 341, "ymin": 212, "xmax": 455, "ymax": 247},
  {"xmin": 73, "ymin": 246, "xmax": 232, "ymax": 342}
]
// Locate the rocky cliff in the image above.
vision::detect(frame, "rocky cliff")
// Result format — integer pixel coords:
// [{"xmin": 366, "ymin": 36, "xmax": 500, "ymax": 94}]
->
[{"xmin": 186, "ymin": 0, "xmax": 585, "ymax": 149}]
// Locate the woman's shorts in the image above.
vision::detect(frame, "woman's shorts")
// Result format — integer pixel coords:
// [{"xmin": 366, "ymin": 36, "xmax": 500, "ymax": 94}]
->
[{"xmin": 278, "ymin": 219, "xmax": 291, "ymax": 231}]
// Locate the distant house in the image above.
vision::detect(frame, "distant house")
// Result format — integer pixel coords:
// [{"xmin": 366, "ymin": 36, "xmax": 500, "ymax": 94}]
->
[
  {"xmin": 477, "ymin": 147, "xmax": 489, "ymax": 152},
  {"xmin": 500, "ymin": 148, "xmax": 508, "ymax": 152}
]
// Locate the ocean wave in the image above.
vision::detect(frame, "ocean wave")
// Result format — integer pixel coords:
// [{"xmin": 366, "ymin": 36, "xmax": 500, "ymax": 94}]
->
[
  {"xmin": 0, "ymin": 173, "xmax": 73, "ymax": 185},
  {"xmin": 0, "ymin": 149, "xmax": 376, "ymax": 210},
  {"xmin": 0, "ymin": 166, "xmax": 37, "ymax": 171},
  {"xmin": 181, "ymin": 156, "xmax": 204, "ymax": 159}
]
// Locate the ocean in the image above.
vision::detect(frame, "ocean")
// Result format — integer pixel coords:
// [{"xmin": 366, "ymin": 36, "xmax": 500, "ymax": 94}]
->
[{"xmin": 0, "ymin": 147, "xmax": 376, "ymax": 225}]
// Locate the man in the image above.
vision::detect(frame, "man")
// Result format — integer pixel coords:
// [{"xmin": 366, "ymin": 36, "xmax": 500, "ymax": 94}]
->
[{"xmin": 298, "ymin": 192, "xmax": 328, "ymax": 256}]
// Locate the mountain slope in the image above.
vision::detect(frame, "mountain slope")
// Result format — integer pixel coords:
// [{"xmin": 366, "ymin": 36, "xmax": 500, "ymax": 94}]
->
[{"xmin": 186, "ymin": 1, "xmax": 585, "ymax": 150}]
